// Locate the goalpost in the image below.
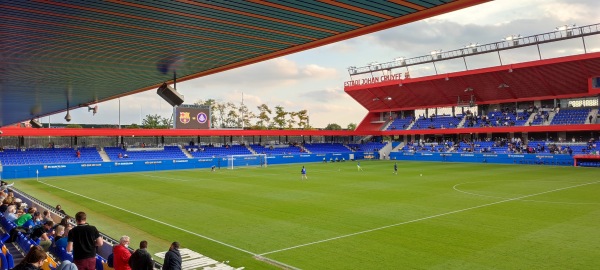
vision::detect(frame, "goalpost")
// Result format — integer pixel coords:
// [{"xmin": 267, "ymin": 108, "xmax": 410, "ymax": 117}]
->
[{"xmin": 227, "ymin": 154, "xmax": 267, "ymax": 169}]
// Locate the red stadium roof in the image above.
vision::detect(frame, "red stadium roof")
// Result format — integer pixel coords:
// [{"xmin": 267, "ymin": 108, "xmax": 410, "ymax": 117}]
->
[{"xmin": 345, "ymin": 52, "xmax": 600, "ymax": 112}]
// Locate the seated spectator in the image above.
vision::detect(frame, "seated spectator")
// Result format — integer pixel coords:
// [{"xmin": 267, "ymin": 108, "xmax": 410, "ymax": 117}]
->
[
  {"xmin": 30, "ymin": 220, "xmax": 54, "ymax": 251},
  {"xmin": 76, "ymin": 149, "xmax": 81, "ymax": 158},
  {"xmin": 43, "ymin": 210, "xmax": 53, "ymax": 223},
  {"xmin": 123, "ymin": 153, "xmax": 129, "ymax": 158},
  {"xmin": 5, "ymin": 205, "xmax": 18, "ymax": 222},
  {"xmin": 53, "ymin": 225, "xmax": 68, "ymax": 252},
  {"xmin": 118, "ymin": 153, "xmax": 123, "ymax": 159},
  {"xmin": 56, "ymin": 204, "xmax": 67, "ymax": 215}
]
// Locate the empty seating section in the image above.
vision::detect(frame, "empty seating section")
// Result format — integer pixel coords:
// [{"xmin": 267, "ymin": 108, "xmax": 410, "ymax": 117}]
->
[
  {"xmin": 411, "ymin": 116, "xmax": 461, "ymax": 130},
  {"xmin": 251, "ymin": 145, "xmax": 301, "ymax": 155},
  {"xmin": 104, "ymin": 146, "xmax": 186, "ymax": 160},
  {"xmin": 303, "ymin": 143, "xmax": 351, "ymax": 154},
  {"xmin": 347, "ymin": 142, "xmax": 386, "ymax": 152},
  {"xmin": 551, "ymin": 108, "xmax": 591, "ymax": 125},
  {"xmin": 386, "ymin": 117, "xmax": 413, "ymax": 130},
  {"xmin": 187, "ymin": 145, "xmax": 252, "ymax": 158},
  {"xmin": 0, "ymin": 147, "xmax": 102, "ymax": 166}
]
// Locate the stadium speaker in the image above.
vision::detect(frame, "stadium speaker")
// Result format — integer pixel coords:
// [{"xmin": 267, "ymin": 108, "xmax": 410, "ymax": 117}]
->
[
  {"xmin": 30, "ymin": 119, "xmax": 43, "ymax": 128},
  {"xmin": 157, "ymin": 82, "xmax": 184, "ymax": 107}
]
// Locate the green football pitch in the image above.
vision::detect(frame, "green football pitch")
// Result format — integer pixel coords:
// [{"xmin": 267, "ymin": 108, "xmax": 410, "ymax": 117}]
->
[{"xmin": 14, "ymin": 161, "xmax": 600, "ymax": 269}]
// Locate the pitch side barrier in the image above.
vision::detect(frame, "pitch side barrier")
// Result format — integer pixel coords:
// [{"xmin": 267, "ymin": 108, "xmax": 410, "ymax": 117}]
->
[
  {"xmin": 0, "ymin": 152, "xmax": 362, "ymax": 179},
  {"xmin": 390, "ymin": 152, "xmax": 574, "ymax": 165}
]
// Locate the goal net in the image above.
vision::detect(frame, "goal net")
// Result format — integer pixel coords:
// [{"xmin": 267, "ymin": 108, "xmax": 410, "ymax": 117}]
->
[{"xmin": 227, "ymin": 154, "xmax": 267, "ymax": 169}]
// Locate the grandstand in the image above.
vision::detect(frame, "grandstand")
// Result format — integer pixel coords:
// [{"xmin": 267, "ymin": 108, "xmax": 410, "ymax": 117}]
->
[{"xmin": 1, "ymin": 3, "xmax": 600, "ymax": 270}]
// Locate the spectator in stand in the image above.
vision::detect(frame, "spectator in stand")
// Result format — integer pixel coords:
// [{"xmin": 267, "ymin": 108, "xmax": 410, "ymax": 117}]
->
[
  {"xmin": 162, "ymin": 242, "xmax": 182, "ymax": 270},
  {"xmin": 129, "ymin": 240, "xmax": 153, "ymax": 270},
  {"xmin": 590, "ymin": 115, "xmax": 594, "ymax": 124},
  {"xmin": 12, "ymin": 245, "xmax": 47, "ymax": 270},
  {"xmin": 15, "ymin": 207, "xmax": 35, "ymax": 227},
  {"xmin": 30, "ymin": 220, "xmax": 54, "ymax": 251},
  {"xmin": 0, "ymin": 199, "xmax": 9, "ymax": 213},
  {"xmin": 5, "ymin": 205, "xmax": 19, "ymax": 222},
  {"xmin": 56, "ymin": 204, "xmax": 67, "ymax": 215},
  {"xmin": 113, "ymin": 235, "xmax": 133, "ymax": 270},
  {"xmin": 76, "ymin": 149, "xmax": 81, "ymax": 158},
  {"xmin": 53, "ymin": 225, "xmax": 68, "ymax": 252},
  {"xmin": 42, "ymin": 210, "xmax": 53, "ymax": 223},
  {"xmin": 67, "ymin": 211, "xmax": 104, "ymax": 270}
]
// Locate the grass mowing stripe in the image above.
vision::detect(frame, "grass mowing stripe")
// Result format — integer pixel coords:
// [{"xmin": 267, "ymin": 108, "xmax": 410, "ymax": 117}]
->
[
  {"xmin": 258, "ymin": 179, "xmax": 600, "ymax": 256},
  {"xmin": 35, "ymin": 179, "xmax": 267, "ymax": 256}
]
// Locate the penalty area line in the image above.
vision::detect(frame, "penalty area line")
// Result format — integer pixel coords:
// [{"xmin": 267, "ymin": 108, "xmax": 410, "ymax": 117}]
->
[
  {"xmin": 258, "ymin": 180, "xmax": 600, "ymax": 256},
  {"xmin": 35, "ymin": 179, "xmax": 297, "ymax": 268}
]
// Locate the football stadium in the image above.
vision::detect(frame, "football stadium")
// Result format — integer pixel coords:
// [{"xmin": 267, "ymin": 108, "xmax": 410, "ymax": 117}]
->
[{"xmin": 1, "ymin": 1, "xmax": 599, "ymax": 270}]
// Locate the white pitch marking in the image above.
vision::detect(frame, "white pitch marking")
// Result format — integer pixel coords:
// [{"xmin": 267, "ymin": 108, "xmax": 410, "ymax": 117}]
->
[
  {"xmin": 453, "ymin": 180, "xmax": 600, "ymax": 205},
  {"xmin": 258, "ymin": 180, "xmax": 600, "ymax": 256}
]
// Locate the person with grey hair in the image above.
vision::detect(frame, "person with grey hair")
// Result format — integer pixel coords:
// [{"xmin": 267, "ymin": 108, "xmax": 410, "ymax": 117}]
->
[
  {"xmin": 162, "ymin": 242, "xmax": 182, "ymax": 270},
  {"xmin": 113, "ymin": 235, "xmax": 133, "ymax": 270},
  {"xmin": 129, "ymin": 240, "xmax": 153, "ymax": 270}
]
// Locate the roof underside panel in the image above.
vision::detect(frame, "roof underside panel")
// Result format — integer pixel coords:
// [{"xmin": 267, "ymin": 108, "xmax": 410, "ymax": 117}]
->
[{"xmin": 0, "ymin": 0, "xmax": 487, "ymax": 126}]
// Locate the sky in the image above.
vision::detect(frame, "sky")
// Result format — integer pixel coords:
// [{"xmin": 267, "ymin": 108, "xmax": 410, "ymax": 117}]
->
[{"xmin": 53, "ymin": 0, "xmax": 600, "ymax": 129}]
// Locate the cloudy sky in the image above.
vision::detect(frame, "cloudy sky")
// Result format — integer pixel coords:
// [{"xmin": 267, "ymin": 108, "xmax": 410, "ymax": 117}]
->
[{"xmin": 56, "ymin": 0, "xmax": 599, "ymax": 128}]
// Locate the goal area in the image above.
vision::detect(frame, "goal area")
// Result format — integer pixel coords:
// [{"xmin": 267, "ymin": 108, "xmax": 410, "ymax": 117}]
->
[{"xmin": 227, "ymin": 154, "xmax": 267, "ymax": 169}]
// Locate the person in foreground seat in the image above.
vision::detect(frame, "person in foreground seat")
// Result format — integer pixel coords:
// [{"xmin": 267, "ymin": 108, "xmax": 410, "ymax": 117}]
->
[
  {"xmin": 12, "ymin": 245, "xmax": 47, "ymax": 270},
  {"xmin": 67, "ymin": 211, "xmax": 104, "ymax": 270}
]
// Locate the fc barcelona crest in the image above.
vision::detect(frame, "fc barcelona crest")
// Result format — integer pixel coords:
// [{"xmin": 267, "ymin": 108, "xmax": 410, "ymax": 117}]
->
[{"xmin": 179, "ymin": 112, "xmax": 190, "ymax": 124}]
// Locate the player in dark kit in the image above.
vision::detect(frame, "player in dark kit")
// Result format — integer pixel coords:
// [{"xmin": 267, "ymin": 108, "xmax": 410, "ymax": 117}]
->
[
  {"xmin": 301, "ymin": 166, "xmax": 307, "ymax": 180},
  {"xmin": 393, "ymin": 163, "xmax": 398, "ymax": 175}
]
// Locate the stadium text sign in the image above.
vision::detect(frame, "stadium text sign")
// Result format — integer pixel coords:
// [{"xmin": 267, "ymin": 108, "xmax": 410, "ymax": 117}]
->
[{"xmin": 344, "ymin": 73, "xmax": 402, "ymax": 87}]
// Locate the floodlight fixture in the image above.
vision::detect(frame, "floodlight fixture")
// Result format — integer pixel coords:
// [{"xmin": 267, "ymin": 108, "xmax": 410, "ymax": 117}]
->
[
  {"xmin": 430, "ymin": 50, "xmax": 442, "ymax": 60},
  {"xmin": 394, "ymin": 57, "xmax": 406, "ymax": 66},
  {"xmin": 498, "ymin": 83, "xmax": 510, "ymax": 89},
  {"xmin": 384, "ymin": 96, "xmax": 392, "ymax": 101},
  {"xmin": 504, "ymin": 35, "xmax": 521, "ymax": 46},
  {"xmin": 465, "ymin": 43, "xmax": 479, "ymax": 53},
  {"xmin": 464, "ymin": 87, "xmax": 474, "ymax": 92},
  {"xmin": 555, "ymin": 24, "xmax": 577, "ymax": 37},
  {"xmin": 373, "ymin": 97, "xmax": 380, "ymax": 101}
]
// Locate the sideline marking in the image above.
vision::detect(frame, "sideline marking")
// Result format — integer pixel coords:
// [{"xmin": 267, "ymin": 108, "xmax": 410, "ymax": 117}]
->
[
  {"xmin": 35, "ymin": 179, "xmax": 299, "ymax": 269},
  {"xmin": 453, "ymin": 180, "xmax": 600, "ymax": 205},
  {"xmin": 258, "ymin": 180, "xmax": 600, "ymax": 256}
]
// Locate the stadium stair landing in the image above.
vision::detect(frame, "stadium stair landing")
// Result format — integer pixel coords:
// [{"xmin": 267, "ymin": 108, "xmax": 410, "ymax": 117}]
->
[
  {"xmin": 179, "ymin": 145, "xmax": 193, "ymax": 158},
  {"xmin": 6, "ymin": 242, "xmax": 23, "ymax": 265},
  {"xmin": 587, "ymin": 109, "xmax": 598, "ymax": 124},
  {"xmin": 98, "ymin": 148, "xmax": 111, "ymax": 161}
]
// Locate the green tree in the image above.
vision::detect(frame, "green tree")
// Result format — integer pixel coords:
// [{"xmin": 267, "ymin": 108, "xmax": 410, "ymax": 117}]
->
[
  {"xmin": 238, "ymin": 103, "xmax": 255, "ymax": 128},
  {"xmin": 296, "ymin": 109, "xmax": 309, "ymax": 129},
  {"xmin": 273, "ymin": 105, "xmax": 287, "ymax": 129},
  {"xmin": 287, "ymin": 111, "xmax": 298, "ymax": 129},
  {"xmin": 324, "ymin": 123, "xmax": 342, "ymax": 130},
  {"xmin": 347, "ymin": 123, "xmax": 357, "ymax": 130},
  {"xmin": 224, "ymin": 102, "xmax": 239, "ymax": 128},
  {"xmin": 142, "ymin": 114, "xmax": 170, "ymax": 129},
  {"xmin": 127, "ymin": 123, "xmax": 140, "ymax": 129},
  {"xmin": 65, "ymin": 124, "xmax": 83, "ymax": 128},
  {"xmin": 256, "ymin": 104, "xmax": 272, "ymax": 129}
]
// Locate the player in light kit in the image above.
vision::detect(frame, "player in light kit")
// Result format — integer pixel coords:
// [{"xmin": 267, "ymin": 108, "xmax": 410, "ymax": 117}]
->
[
  {"xmin": 357, "ymin": 161, "xmax": 363, "ymax": 171},
  {"xmin": 301, "ymin": 166, "xmax": 307, "ymax": 180}
]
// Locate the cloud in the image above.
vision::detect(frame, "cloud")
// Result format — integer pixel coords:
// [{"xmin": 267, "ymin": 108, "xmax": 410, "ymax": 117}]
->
[{"xmin": 301, "ymin": 88, "xmax": 346, "ymax": 103}]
